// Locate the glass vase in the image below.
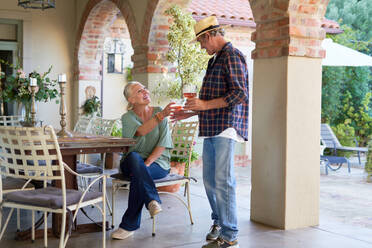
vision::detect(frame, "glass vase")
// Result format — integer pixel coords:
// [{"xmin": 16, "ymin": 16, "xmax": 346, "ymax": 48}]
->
[{"xmin": 19, "ymin": 101, "xmax": 33, "ymax": 127}]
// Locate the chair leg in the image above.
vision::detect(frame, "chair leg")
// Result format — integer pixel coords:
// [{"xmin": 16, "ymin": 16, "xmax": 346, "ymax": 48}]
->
[
  {"xmin": 44, "ymin": 211, "xmax": 48, "ymax": 248},
  {"xmin": 0, "ymin": 208, "xmax": 15, "ymax": 240},
  {"xmin": 186, "ymin": 182, "xmax": 194, "ymax": 225},
  {"xmin": 31, "ymin": 210, "xmax": 35, "ymax": 243},
  {"xmin": 16, "ymin": 208, "xmax": 20, "ymax": 231},
  {"xmin": 103, "ymin": 176, "xmax": 106, "ymax": 248},
  {"xmin": 105, "ymin": 193, "xmax": 112, "ymax": 217},
  {"xmin": 152, "ymin": 215, "xmax": 156, "ymax": 236},
  {"xmin": 111, "ymin": 183, "xmax": 116, "ymax": 228},
  {"xmin": 60, "ymin": 211, "xmax": 66, "ymax": 248}
]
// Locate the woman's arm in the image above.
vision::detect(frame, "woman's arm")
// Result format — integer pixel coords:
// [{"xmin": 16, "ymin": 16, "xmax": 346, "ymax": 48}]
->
[
  {"xmin": 144, "ymin": 146, "xmax": 166, "ymax": 166},
  {"xmin": 135, "ymin": 102, "xmax": 174, "ymax": 136}
]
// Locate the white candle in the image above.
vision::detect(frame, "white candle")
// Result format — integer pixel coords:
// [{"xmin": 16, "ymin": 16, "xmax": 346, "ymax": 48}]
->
[
  {"xmin": 30, "ymin": 77, "xmax": 37, "ymax": 86},
  {"xmin": 58, "ymin": 73, "xmax": 67, "ymax": 82}
]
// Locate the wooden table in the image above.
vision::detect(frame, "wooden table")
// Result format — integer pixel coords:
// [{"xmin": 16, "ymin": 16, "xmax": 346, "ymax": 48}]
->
[{"xmin": 16, "ymin": 133, "xmax": 136, "ymax": 240}]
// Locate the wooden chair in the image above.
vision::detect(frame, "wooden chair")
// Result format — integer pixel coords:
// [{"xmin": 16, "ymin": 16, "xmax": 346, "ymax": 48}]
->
[
  {"xmin": 110, "ymin": 120, "xmax": 198, "ymax": 236},
  {"xmin": 0, "ymin": 126, "xmax": 106, "ymax": 248}
]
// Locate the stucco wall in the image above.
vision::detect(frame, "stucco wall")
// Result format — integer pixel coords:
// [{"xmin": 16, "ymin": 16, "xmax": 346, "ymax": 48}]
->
[{"xmin": 0, "ymin": 0, "xmax": 76, "ymax": 128}]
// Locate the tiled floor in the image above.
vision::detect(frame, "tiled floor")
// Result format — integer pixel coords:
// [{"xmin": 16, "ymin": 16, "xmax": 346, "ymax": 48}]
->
[{"xmin": 1, "ymin": 162, "xmax": 372, "ymax": 248}]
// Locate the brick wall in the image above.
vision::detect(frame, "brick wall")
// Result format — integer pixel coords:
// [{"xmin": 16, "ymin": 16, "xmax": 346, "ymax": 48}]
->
[{"xmin": 250, "ymin": 0, "xmax": 330, "ymax": 59}]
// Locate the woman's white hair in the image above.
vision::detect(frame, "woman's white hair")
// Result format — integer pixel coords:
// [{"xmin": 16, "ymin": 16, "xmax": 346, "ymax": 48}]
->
[{"xmin": 123, "ymin": 81, "xmax": 143, "ymax": 110}]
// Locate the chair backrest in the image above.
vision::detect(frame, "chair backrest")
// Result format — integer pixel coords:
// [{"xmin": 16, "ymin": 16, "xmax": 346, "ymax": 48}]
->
[
  {"xmin": 0, "ymin": 115, "xmax": 22, "ymax": 126},
  {"xmin": 320, "ymin": 123, "xmax": 342, "ymax": 148},
  {"xmin": 170, "ymin": 121, "xmax": 198, "ymax": 177},
  {"xmin": 90, "ymin": 117, "xmax": 116, "ymax": 136},
  {"xmin": 73, "ymin": 115, "xmax": 93, "ymax": 133},
  {"xmin": 0, "ymin": 126, "xmax": 65, "ymax": 189}
]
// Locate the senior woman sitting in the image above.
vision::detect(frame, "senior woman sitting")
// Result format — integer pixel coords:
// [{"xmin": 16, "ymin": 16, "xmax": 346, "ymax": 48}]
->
[{"xmin": 111, "ymin": 81, "xmax": 174, "ymax": 240}]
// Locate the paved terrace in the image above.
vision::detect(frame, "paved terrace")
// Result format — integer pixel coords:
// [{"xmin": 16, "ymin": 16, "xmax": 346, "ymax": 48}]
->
[{"xmin": 1, "ymin": 161, "xmax": 372, "ymax": 248}]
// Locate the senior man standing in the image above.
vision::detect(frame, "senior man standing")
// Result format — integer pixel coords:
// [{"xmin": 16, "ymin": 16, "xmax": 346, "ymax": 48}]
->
[{"xmin": 172, "ymin": 16, "xmax": 249, "ymax": 248}]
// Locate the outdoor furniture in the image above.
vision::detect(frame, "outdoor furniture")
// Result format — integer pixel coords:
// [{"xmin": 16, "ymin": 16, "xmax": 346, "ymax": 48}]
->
[
  {"xmin": 320, "ymin": 123, "xmax": 368, "ymax": 165},
  {"xmin": 0, "ymin": 115, "xmax": 22, "ymax": 126},
  {"xmin": 110, "ymin": 120, "xmax": 198, "ymax": 236},
  {"xmin": 321, "ymin": 155, "xmax": 350, "ymax": 175},
  {"xmin": 1, "ymin": 177, "xmax": 34, "ymax": 232},
  {"xmin": 0, "ymin": 126, "xmax": 107, "ymax": 248}
]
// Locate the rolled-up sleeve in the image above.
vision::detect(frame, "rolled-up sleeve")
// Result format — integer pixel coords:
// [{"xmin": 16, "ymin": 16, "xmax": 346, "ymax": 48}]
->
[
  {"xmin": 223, "ymin": 53, "xmax": 249, "ymax": 107},
  {"xmin": 121, "ymin": 113, "xmax": 141, "ymax": 138}
]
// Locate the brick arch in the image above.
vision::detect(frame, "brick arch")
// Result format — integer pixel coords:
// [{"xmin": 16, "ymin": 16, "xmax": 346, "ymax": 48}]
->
[
  {"xmin": 249, "ymin": 0, "xmax": 330, "ymax": 59},
  {"xmin": 74, "ymin": 0, "xmax": 139, "ymax": 81},
  {"xmin": 143, "ymin": 0, "xmax": 192, "ymax": 74}
]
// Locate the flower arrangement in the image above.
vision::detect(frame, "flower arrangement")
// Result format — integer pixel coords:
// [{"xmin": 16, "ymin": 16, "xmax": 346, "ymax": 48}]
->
[{"xmin": 0, "ymin": 59, "xmax": 59, "ymax": 123}]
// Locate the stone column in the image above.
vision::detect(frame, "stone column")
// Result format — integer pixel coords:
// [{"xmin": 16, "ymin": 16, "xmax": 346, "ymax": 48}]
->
[{"xmin": 249, "ymin": 0, "xmax": 329, "ymax": 229}]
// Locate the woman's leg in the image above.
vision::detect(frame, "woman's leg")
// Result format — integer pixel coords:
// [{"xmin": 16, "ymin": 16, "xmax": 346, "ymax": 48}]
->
[{"xmin": 118, "ymin": 152, "xmax": 168, "ymax": 231}]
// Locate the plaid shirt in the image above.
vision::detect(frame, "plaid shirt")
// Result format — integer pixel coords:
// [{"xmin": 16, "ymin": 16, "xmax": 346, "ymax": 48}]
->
[{"xmin": 198, "ymin": 42, "xmax": 249, "ymax": 140}]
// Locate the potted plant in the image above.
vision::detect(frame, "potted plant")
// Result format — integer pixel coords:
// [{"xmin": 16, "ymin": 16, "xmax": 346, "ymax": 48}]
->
[
  {"xmin": 0, "ymin": 59, "xmax": 59, "ymax": 125},
  {"xmin": 157, "ymin": 142, "xmax": 199, "ymax": 193},
  {"xmin": 82, "ymin": 96, "xmax": 101, "ymax": 117},
  {"xmin": 153, "ymin": 5, "xmax": 209, "ymax": 100}
]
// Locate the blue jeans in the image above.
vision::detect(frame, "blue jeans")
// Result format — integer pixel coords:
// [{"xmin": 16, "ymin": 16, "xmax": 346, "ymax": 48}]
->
[
  {"xmin": 203, "ymin": 137, "xmax": 238, "ymax": 242},
  {"xmin": 119, "ymin": 152, "xmax": 169, "ymax": 231}
]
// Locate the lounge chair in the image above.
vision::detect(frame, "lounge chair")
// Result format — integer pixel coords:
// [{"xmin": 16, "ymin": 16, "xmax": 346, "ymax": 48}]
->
[{"xmin": 320, "ymin": 123, "xmax": 368, "ymax": 165}]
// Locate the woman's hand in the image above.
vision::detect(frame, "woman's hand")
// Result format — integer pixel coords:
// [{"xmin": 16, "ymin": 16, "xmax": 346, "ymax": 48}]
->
[{"xmin": 160, "ymin": 102, "xmax": 175, "ymax": 118}]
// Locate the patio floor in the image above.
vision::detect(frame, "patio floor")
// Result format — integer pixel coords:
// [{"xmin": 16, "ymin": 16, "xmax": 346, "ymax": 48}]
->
[{"xmin": 1, "ymin": 161, "xmax": 372, "ymax": 248}]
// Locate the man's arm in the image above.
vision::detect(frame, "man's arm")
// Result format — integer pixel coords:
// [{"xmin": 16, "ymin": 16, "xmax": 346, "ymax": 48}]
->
[{"xmin": 184, "ymin": 97, "xmax": 227, "ymax": 111}]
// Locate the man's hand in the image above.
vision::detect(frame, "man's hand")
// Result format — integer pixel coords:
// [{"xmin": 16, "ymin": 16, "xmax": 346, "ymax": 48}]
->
[
  {"xmin": 170, "ymin": 109, "xmax": 196, "ymax": 122},
  {"xmin": 184, "ymin": 98, "xmax": 209, "ymax": 111}
]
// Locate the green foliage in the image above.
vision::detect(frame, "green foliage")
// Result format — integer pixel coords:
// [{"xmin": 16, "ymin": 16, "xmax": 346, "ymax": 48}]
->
[
  {"xmin": 111, "ymin": 121, "xmax": 122, "ymax": 137},
  {"xmin": 341, "ymin": 92, "xmax": 372, "ymax": 146},
  {"xmin": 326, "ymin": 0, "xmax": 372, "ymax": 47},
  {"xmin": 82, "ymin": 96, "xmax": 101, "ymax": 116},
  {"xmin": 366, "ymin": 140, "xmax": 372, "ymax": 174},
  {"xmin": 330, "ymin": 123, "xmax": 356, "ymax": 157},
  {"xmin": 154, "ymin": 5, "xmax": 209, "ymax": 99},
  {"xmin": 126, "ymin": 66, "xmax": 133, "ymax": 81},
  {"xmin": 321, "ymin": 24, "xmax": 372, "ymax": 146},
  {"xmin": 170, "ymin": 149, "xmax": 199, "ymax": 164}
]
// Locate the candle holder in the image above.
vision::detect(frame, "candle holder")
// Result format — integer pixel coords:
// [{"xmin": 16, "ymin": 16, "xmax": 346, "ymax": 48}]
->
[
  {"xmin": 30, "ymin": 85, "xmax": 37, "ymax": 127},
  {"xmin": 57, "ymin": 75, "xmax": 72, "ymax": 137}
]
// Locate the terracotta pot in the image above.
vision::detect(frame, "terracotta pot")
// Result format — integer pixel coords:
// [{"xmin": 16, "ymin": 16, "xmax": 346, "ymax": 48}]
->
[{"xmin": 157, "ymin": 161, "xmax": 185, "ymax": 193}]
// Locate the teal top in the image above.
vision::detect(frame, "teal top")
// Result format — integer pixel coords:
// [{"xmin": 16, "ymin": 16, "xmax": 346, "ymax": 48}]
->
[{"xmin": 121, "ymin": 107, "xmax": 173, "ymax": 170}]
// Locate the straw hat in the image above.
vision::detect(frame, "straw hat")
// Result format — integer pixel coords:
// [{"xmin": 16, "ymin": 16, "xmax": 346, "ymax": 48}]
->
[{"xmin": 193, "ymin": 16, "xmax": 223, "ymax": 41}]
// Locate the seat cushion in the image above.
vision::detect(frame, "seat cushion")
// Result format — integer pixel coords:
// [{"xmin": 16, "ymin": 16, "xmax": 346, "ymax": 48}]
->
[
  {"xmin": 77, "ymin": 163, "xmax": 103, "ymax": 174},
  {"xmin": 4, "ymin": 187, "xmax": 102, "ymax": 209},
  {"xmin": 154, "ymin": 173, "xmax": 186, "ymax": 183},
  {"xmin": 2, "ymin": 177, "xmax": 34, "ymax": 191},
  {"xmin": 110, "ymin": 173, "xmax": 130, "ymax": 181}
]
